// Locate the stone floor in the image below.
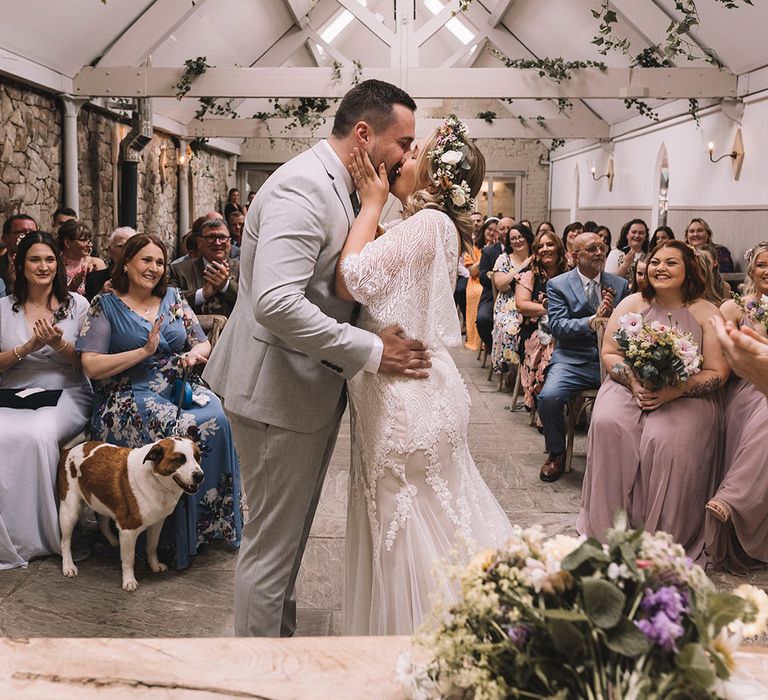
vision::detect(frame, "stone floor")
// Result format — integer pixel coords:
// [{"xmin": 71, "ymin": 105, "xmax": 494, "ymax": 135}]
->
[{"xmin": 0, "ymin": 346, "xmax": 762, "ymax": 638}]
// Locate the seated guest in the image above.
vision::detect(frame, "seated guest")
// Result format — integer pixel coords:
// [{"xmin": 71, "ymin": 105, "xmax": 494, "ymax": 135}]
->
[
  {"xmin": 561, "ymin": 221, "xmax": 583, "ymax": 267},
  {"xmin": 57, "ymin": 220, "xmax": 106, "ymax": 295},
  {"xmin": 78, "ymin": 233, "xmax": 242, "ymax": 569},
  {"xmin": 516, "ymin": 230, "xmax": 568, "ymax": 412},
  {"xmin": 697, "ymin": 242, "xmax": 731, "ymax": 304},
  {"xmin": 705, "ymin": 243, "xmax": 768, "ymax": 571},
  {"xmin": 490, "ymin": 222, "xmax": 533, "ymax": 374},
  {"xmin": 713, "ymin": 315, "xmax": 768, "ymax": 397},
  {"xmin": 1, "ymin": 214, "xmax": 37, "ymax": 289},
  {"xmin": 685, "ymin": 217, "xmax": 734, "ymax": 273},
  {"xmin": 537, "ymin": 233, "xmax": 629, "ymax": 482},
  {"xmin": 627, "ymin": 253, "xmax": 649, "ymax": 295},
  {"xmin": 52, "ymin": 206, "xmax": 77, "ymax": 229},
  {"xmin": 595, "ymin": 225, "xmax": 611, "ymax": 251},
  {"xmin": 649, "ymin": 225, "xmax": 675, "ymax": 249},
  {"xmin": 583, "ymin": 220, "xmax": 598, "ymax": 233},
  {"xmin": 171, "ymin": 211, "xmax": 220, "ymax": 266},
  {"xmin": 605, "ymin": 219, "xmax": 650, "ymax": 279},
  {"xmin": 464, "ymin": 219, "xmax": 496, "ymax": 351},
  {"xmin": 0, "ymin": 232, "xmax": 91, "ymax": 569},
  {"xmin": 224, "ymin": 188, "xmax": 245, "ymax": 220},
  {"xmin": 476, "ymin": 217, "xmax": 506, "ymax": 353},
  {"xmin": 454, "ymin": 257, "xmax": 469, "ymax": 331},
  {"xmin": 578, "ymin": 241, "xmax": 729, "ymax": 561},
  {"xmin": 169, "ymin": 217, "xmax": 240, "ymax": 318},
  {"xmin": 536, "ymin": 221, "xmax": 555, "ymax": 236},
  {"xmin": 227, "ymin": 210, "xmax": 245, "ymax": 259},
  {"xmin": 85, "ymin": 226, "xmax": 137, "ymax": 300}
]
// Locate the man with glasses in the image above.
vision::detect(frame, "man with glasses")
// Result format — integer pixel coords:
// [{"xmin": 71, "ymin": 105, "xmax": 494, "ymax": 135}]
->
[
  {"xmin": 537, "ymin": 232, "xmax": 629, "ymax": 482},
  {"xmin": 0, "ymin": 214, "xmax": 37, "ymax": 290},
  {"xmin": 170, "ymin": 217, "xmax": 239, "ymax": 317}
]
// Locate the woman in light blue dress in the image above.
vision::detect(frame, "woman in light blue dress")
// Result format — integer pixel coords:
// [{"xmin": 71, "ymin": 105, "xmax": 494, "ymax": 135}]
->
[
  {"xmin": 78, "ymin": 233, "xmax": 241, "ymax": 569},
  {"xmin": 0, "ymin": 232, "xmax": 92, "ymax": 569}
]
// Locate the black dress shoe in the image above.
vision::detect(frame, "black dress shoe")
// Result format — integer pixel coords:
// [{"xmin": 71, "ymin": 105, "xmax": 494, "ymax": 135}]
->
[{"xmin": 539, "ymin": 452, "xmax": 566, "ymax": 482}]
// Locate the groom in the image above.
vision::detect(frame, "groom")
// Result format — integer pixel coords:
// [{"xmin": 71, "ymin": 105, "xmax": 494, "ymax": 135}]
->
[{"xmin": 203, "ymin": 80, "xmax": 429, "ymax": 637}]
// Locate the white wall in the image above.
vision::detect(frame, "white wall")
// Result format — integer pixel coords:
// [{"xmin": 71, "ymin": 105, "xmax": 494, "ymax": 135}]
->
[{"xmin": 549, "ymin": 96, "xmax": 768, "ymax": 269}]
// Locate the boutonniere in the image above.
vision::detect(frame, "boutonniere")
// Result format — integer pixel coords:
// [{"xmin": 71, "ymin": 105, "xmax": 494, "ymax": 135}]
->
[{"xmin": 168, "ymin": 302, "xmax": 185, "ymax": 322}]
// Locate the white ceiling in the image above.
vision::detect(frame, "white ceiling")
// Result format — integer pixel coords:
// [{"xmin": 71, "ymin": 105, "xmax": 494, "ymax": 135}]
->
[{"xmin": 0, "ymin": 0, "xmax": 764, "ymax": 143}]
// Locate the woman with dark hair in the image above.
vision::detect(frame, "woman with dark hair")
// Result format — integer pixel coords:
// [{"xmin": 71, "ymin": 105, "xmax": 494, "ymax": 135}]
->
[
  {"xmin": 578, "ymin": 240, "xmax": 729, "ymax": 560},
  {"xmin": 78, "ymin": 233, "xmax": 242, "ymax": 569},
  {"xmin": 628, "ymin": 253, "xmax": 649, "ymax": 294},
  {"xmin": 595, "ymin": 225, "xmax": 612, "ymax": 250},
  {"xmin": 649, "ymin": 225, "xmax": 675, "ymax": 250},
  {"xmin": 685, "ymin": 217, "xmax": 734, "ymax": 273},
  {"xmin": 705, "ymin": 242, "xmax": 768, "ymax": 571},
  {"xmin": 516, "ymin": 231, "xmax": 568, "ymax": 411},
  {"xmin": 561, "ymin": 221, "xmax": 583, "ymax": 267},
  {"xmin": 57, "ymin": 220, "xmax": 106, "ymax": 295},
  {"xmin": 536, "ymin": 221, "xmax": 555, "ymax": 236},
  {"xmin": 604, "ymin": 218, "xmax": 649, "ymax": 279},
  {"xmin": 489, "ymin": 223, "xmax": 533, "ymax": 374},
  {"xmin": 0, "ymin": 232, "xmax": 91, "ymax": 569},
  {"xmin": 224, "ymin": 188, "xmax": 245, "ymax": 220},
  {"xmin": 463, "ymin": 218, "xmax": 497, "ymax": 351}
]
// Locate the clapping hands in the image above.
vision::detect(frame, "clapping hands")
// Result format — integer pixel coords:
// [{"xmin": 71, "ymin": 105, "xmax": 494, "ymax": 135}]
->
[
  {"xmin": 33, "ymin": 318, "xmax": 64, "ymax": 349},
  {"xmin": 202, "ymin": 260, "xmax": 230, "ymax": 299}
]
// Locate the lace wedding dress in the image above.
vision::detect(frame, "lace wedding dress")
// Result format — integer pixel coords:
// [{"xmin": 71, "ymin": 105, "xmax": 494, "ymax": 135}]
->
[{"xmin": 341, "ymin": 209, "xmax": 514, "ymax": 635}]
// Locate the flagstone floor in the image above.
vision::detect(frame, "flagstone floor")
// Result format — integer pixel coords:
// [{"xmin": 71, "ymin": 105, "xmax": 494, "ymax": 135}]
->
[{"xmin": 0, "ymin": 347, "xmax": 761, "ymax": 638}]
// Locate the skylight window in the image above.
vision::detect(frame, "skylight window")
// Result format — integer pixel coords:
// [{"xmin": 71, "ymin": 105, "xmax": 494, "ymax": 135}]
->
[
  {"xmin": 320, "ymin": 0, "xmax": 368, "ymax": 43},
  {"xmin": 424, "ymin": 0, "xmax": 475, "ymax": 45}
]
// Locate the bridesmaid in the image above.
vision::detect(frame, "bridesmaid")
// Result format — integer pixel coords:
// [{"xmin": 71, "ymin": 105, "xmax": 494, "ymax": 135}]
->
[
  {"xmin": 463, "ymin": 218, "xmax": 497, "ymax": 351},
  {"xmin": 705, "ymin": 242, "xmax": 768, "ymax": 571},
  {"xmin": 577, "ymin": 240, "xmax": 729, "ymax": 561}
]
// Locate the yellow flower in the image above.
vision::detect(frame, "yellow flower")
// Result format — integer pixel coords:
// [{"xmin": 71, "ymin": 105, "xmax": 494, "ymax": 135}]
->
[{"xmin": 711, "ymin": 627, "xmax": 740, "ymax": 673}]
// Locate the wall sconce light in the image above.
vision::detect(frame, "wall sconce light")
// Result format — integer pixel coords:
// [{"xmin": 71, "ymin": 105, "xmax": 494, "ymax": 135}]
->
[
  {"xmin": 707, "ymin": 128, "xmax": 744, "ymax": 180},
  {"xmin": 591, "ymin": 158, "xmax": 614, "ymax": 191},
  {"xmin": 177, "ymin": 144, "xmax": 192, "ymax": 167}
]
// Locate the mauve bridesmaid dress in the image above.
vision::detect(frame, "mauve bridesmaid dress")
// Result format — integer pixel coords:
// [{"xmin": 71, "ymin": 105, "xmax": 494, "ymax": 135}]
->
[
  {"xmin": 704, "ymin": 326, "xmax": 768, "ymax": 572},
  {"xmin": 577, "ymin": 304, "xmax": 721, "ymax": 562}
]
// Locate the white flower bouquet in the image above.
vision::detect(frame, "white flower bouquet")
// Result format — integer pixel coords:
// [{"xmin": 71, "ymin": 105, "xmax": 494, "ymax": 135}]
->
[{"xmin": 398, "ymin": 514, "xmax": 768, "ymax": 700}]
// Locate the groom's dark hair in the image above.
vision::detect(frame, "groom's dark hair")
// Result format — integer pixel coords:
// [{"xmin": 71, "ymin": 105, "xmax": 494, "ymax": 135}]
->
[{"xmin": 331, "ymin": 80, "xmax": 417, "ymax": 137}]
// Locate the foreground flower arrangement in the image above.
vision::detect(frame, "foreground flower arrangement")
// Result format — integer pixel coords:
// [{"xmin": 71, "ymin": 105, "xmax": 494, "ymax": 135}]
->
[{"xmin": 398, "ymin": 515, "xmax": 768, "ymax": 699}]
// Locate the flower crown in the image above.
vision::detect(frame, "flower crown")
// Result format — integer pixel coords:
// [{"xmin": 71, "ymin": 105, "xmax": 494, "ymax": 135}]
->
[
  {"xmin": 744, "ymin": 241, "xmax": 768, "ymax": 265},
  {"xmin": 428, "ymin": 116, "xmax": 475, "ymax": 213}
]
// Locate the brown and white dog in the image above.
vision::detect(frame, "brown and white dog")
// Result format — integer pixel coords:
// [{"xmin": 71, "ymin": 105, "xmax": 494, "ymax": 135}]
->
[{"xmin": 57, "ymin": 437, "xmax": 204, "ymax": 592}]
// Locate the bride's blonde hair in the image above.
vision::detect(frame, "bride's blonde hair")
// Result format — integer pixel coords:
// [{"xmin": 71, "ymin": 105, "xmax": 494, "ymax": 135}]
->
[{"xmin": 401, "ymin": 123, "xmax": 486, "ymax": 255}]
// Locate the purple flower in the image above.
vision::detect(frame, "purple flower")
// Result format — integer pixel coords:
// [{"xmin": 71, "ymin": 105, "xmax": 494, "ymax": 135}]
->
[
  {"xmin": 636, "ymin": 612, "xmax": 684, "ymax": 652},
  {"xmin": 506, "ymin": 625, "xmax": 530, "ymax": 649},
  {"xmin": 640, "ymin": 586, "xmax": 689, "ymax": 620}
]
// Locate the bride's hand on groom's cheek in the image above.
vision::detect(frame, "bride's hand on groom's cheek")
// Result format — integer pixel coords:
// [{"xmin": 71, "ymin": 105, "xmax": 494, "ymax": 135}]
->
[
  {"xmin": 348, "ymin": 148, "xmax": 389, "ymax": 209},
  {"xmin": 377, "ymin": 324, "xmax": 431, "ymax": 379}
]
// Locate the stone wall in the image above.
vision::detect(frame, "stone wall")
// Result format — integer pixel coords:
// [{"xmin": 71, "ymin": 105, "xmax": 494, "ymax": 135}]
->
[
  {"xmin": 136, "ymin": 133, "xmax": 179, "ymax": 252},
  {"xmin": 190, "ymin": 147, "xmax": 233, "ymax": 220},
  {"xmin": 0, "ymin": 77, "xmax": 62, "ymax": 228}
]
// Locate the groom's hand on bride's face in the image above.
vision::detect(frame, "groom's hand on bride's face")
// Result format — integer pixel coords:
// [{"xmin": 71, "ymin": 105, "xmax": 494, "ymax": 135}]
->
[{"xmin": 377, "ymin": 324, "xmax": 431, "ymax": 379}]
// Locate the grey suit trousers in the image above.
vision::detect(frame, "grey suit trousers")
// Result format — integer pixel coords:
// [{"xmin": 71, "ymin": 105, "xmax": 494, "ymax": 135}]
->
[{"xmin": 225, "ymin": 399, "xmax": 344, "ymax": 637}]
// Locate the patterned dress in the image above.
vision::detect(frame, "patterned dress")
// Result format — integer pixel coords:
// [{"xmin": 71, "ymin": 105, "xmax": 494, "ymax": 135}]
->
[
  {"xmin": 77, "ymin": 287, "xmax": 242, "ymax": 569},
  {"xmin": 490, "ymin": 254, "xmax": 525, "ymax": 373}
]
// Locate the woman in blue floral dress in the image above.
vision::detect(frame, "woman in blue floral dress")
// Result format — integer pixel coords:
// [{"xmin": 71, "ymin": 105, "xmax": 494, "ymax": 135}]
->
[{"xmin": 78, "ymin": 233, "xmax": 241, "ymax": 569}]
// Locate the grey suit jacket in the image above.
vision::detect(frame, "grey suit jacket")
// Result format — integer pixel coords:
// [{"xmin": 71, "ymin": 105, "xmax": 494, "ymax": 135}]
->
[
  {"xmin": 202, "ymin": 142, "xmax": 375, "ymax": 432},
  {"xmin": 169, "ymin": 256, "xmax": 240, "ymax": 317}
]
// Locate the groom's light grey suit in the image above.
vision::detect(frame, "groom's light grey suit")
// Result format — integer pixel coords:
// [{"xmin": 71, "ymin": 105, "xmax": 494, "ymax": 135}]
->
[{"xmin": 203, "ymin": 141, "xmax": 376, "ymax": 636}]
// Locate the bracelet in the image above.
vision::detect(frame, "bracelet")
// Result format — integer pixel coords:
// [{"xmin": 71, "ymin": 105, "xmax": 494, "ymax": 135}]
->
[
  {"xmin": 55, "ymin": 339, "xmax": 68, "ymax": 352},
  {"xmin": 13, "ymin": 345, "xmax": 23, "ymax": 362}
]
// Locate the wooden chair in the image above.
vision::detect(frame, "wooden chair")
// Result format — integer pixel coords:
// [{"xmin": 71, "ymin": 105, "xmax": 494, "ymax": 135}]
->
[
  {"xmin": 196, "ymin": 314, "xmax": 228, "ymax": 350},
  {"xmin": 564, "ymin": 317, "xmax": 607, "ymax": 472}
]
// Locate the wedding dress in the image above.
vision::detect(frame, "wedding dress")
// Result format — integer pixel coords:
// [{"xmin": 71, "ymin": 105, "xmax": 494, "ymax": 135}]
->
[{"xmin": 341, "ymin": 208, "xmax": 514, "ymax": 635}]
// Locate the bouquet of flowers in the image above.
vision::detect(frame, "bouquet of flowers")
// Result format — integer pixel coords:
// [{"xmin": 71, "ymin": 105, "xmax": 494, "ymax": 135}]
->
[
  {"xmin": 733, "ymin": 294, "xmax": 768, "ymax": 335},
  {"xmin": 398, "ymin": 515, "xmax": 768, "ymax": 700},
  {"xmin": 614, "ymin": 313, "xmax": 702, "ymax": 391}
]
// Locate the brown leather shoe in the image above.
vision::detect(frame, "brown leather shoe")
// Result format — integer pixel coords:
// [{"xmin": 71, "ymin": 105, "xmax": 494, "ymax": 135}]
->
[{"xmin": 539, "ymin": 452, "xmax": 566, "ymax": 482}]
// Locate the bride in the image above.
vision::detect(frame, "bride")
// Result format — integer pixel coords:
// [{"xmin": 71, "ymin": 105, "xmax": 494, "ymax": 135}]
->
[{"xmin": 336, "ymin": 117, "xmax": 514, "ymax": 635}]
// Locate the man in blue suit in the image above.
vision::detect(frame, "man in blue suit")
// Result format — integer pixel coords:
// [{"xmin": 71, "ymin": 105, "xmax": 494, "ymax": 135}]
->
[{"xmin": 538, "ymin": 232, "xmax": 630, "ymax": 482}]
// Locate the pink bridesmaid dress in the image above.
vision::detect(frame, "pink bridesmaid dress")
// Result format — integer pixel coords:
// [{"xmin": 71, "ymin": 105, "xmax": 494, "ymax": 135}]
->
[{"xmin": 577, "ymin": 303, "xmax": 721, "ymax": 562}]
